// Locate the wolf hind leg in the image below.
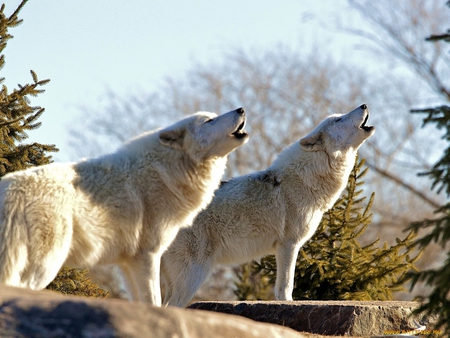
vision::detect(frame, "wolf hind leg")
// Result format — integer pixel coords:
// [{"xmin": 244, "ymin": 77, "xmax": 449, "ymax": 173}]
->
[
  {"xmin": 5, "ymin": 216, "xmax": 72, "ymax": 290},
  {"xmin": 117, "ymin": 264, "xmax": 140, "ymax": 301},
  {"xmin": 166, "ymin": 260, "xmax": 211, "ymax": 308}
]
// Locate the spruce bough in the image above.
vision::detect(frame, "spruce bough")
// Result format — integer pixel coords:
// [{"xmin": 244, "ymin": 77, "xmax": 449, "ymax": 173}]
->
[{"xmin": 0, "ymin": 1, "xmax": 57, "ymax": 175}]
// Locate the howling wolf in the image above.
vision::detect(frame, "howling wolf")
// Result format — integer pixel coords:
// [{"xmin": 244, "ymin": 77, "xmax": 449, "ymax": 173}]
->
[{"xmin": 0, "ymin": 108, "xmax": 249, "ymax": 306}]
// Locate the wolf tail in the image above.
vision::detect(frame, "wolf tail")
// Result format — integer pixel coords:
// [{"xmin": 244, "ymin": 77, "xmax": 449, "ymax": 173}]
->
[{"xmin": 0, "ymin": 176, "xmax": 28, "ymax": 286}]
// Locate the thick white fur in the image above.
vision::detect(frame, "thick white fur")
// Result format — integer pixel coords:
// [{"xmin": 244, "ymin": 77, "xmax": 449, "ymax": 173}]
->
[
  {"xmin": 161, "ymin": 105, "xmax": 375, "ymax": 307},
  {"xmin": 0, "ymin": 108, "xmax": 248, "ymax": 306}
]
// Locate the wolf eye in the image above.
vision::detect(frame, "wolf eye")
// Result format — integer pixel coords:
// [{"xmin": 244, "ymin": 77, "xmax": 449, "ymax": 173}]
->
[
  {"xmin": 204, "ymin": 118, "xmax": 213, "ymax": 123},
  {"xmin": 335, "ymin": 118, "xmax": 342, "ymax": 122}
]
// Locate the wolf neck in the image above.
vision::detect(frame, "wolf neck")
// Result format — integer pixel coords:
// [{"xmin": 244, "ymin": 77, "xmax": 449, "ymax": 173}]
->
[
  {"xmin": 156, "ymin": 152, "xmax": 227, "ymax": 210},
  {"xmin": 273, "ymin": 143, "xmax": 357, "ymax": 212}
]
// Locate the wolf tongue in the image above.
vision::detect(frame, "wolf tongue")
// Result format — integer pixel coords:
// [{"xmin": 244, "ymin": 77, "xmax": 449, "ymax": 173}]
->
[{"xmin": 233, "ymin": 130, "xmax": 247, "ymax": 139}]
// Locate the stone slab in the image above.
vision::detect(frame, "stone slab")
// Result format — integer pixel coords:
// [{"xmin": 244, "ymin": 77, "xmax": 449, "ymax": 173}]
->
[
  {"xmin": 0, "ymin": 286, "xmax": 314, "ymax": 338},
  {"xmin": 189, "ymin": 300, "xmax": 433, "ymax": 336}
]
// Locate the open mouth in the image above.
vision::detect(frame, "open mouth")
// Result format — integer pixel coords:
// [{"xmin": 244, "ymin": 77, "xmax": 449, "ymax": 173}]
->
[
  {"xmin": 359, "ymin": 113, "xmax": 374, "ymax": 132},
  {"xmin": 231, "ymin": 120, "xmax": 248, "ymax": 139}
]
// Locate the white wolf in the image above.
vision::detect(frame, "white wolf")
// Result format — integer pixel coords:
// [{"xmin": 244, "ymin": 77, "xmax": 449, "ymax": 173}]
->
[
  {"xmin": 161, "ymin": 104, "xmax": 375, "ymax": 307},
  {"xmin": 0, "ymin": 108, "xmax": 248, "ymax": 306}
]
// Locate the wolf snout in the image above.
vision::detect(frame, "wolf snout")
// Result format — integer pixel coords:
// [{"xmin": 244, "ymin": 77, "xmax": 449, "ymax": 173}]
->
[
  {"xmin": 360, "ymin": 104, "xmax": 368, "ymax": 110},
  {"xmin": 236, "ymin": 107, "xmax": 245, "ymax": 115}
]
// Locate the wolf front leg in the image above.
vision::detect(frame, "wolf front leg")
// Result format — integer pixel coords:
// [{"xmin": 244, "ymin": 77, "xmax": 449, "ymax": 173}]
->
[
  {"xmin": 274, "ymin": 240, "xmax": 301, "ymax": 300},
  {"xmin": 122, "ymin": 252, "xmax": 163, "ymax": 306}
]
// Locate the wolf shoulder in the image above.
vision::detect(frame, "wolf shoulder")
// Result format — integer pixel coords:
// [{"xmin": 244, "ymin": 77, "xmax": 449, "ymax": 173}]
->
[{"xmin": 217, "ymin": 170, "xmax": 282, "ymax": 205}]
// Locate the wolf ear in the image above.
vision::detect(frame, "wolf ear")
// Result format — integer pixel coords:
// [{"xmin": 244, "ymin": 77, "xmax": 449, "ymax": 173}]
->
[
  {"xmin": 300, "ymin": 132, "xmax": 324, "ymax": 151},
  {"xmin": 159, "ymin": 128, "xmax": 185, "ymax": 149}
]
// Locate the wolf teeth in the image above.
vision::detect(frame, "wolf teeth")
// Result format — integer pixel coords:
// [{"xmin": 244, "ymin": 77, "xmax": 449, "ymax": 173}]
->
[
  {"xmin": 232, "ymin": 122, "xmax": 247, "ymax": 139},
  {"xmin": 360, "ymin": 114, "xmax": 374, "ymax": 132},
  {"xmin": 361, "ymin": 114, "xmax": 369, "ymax": 127}
]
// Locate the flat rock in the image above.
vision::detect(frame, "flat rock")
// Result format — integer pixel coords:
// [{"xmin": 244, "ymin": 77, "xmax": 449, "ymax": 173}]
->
[
  {"xmin": 0, "ymin": 286, "xmax": 312, "ymax": 338},
  {"xmin": 189, "ymin": 300, "xmax": 432, "ymax": 337}
]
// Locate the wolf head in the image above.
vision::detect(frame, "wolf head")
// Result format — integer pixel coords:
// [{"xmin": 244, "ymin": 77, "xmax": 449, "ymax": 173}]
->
[
  {"xmin": 300, "ymin": 104, "xmax": 375, "ymax": 155},
  {"xmin": 159, "ymin": 108, "xmax": 249, "ymax": 163}
]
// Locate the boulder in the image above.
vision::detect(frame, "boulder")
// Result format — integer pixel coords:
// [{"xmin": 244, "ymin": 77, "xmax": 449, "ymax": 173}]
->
[
  {"xmin": 189, "ymin": 300, "xmax": 433, "ymax": 337},
  {"xmin": 0, "ymin": 286, "xmax": 311, "ymax": 338}
]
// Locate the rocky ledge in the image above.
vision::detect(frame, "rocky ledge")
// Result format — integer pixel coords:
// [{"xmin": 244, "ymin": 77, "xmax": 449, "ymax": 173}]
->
[
  {"xmin": 0, "ymin": 286, "xmax": 436, "ymax": 337},
  {"xmin": 189, "ymin": 300, "xmax": 434, "ymax": 337},
  {"xmin": 0, "ymin": 286, "xmax": 324, "ymax": 338}
]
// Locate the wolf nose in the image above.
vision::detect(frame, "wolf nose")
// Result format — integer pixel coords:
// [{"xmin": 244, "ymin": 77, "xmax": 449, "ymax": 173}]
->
[
  {"xmin": 236, "ymin": 107, "xmax": 245, "ymax": 115},
  {"xmin": 360, "ymin": 104, "xmax": 367, "ymax": 110}
]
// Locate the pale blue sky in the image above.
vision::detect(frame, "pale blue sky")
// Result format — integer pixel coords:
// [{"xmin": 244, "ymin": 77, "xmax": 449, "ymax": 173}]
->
[{"xmin": 2, "ymin": 0, "xmax": 360, "ymax": 162}]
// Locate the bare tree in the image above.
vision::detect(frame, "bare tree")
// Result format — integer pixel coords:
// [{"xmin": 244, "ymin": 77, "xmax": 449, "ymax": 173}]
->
[
  {"xmin": 69, "ymin": 89, "xmax": 171, "ymax": 159},
  {"xmin": 346, "ymin": 0, "xmax": 449, "ymax": 100},
  {"xmin": 69, "ymin": 47, "xmax": 372, "ymax": 175},
  {"xmin": 69, "ymin": 43, "xmax": 439, "ymax": 223},
  {"xmin": 326, "ymin": 0, "xmax": 450, "ymax": 240}
]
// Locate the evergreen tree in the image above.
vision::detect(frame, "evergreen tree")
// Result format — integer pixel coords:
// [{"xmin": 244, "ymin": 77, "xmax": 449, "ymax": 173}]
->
[
  {"xmin": 0, "ymin": 0, "xmax": 107, "ymax": 298},
  {"xmin": 0, "ymin": 0, "xmax": 57, "ymax": 174},
  {"xmin": 403, "ymin": 4, "xmax": 450, "ymax": 334},
  {"xmin": 234, "ymin": 262, "xmax": 273, "ymax": 301},
  {"xmin": 406, "ymin": 106, "xmax": 450, "ymax": 335},
  {"xmin": 235, "ymin": 158, "xmax": 420, "ymax": 301},
  {"xmin": 46, "ymin": 268, "xmax": 109, "ymax": 298}
]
